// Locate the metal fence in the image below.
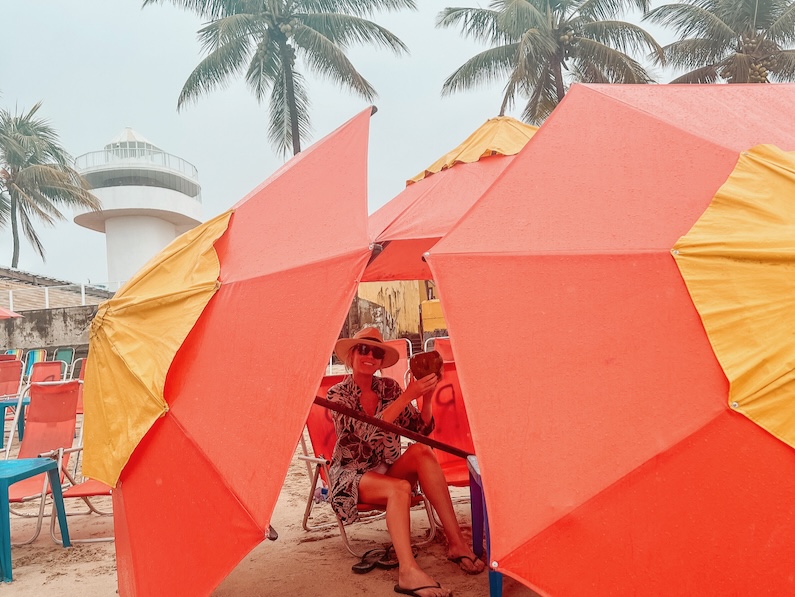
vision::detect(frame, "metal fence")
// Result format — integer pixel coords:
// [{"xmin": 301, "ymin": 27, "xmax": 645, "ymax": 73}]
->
[{"xmin": 2, "ymin": 284, "xmax": 113, "ymax": 312}]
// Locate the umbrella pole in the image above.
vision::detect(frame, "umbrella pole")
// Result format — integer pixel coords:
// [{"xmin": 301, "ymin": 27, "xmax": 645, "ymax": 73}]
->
[{"xmin": 313, "ymin": 397, "xmax": 472, "ymax": 459}]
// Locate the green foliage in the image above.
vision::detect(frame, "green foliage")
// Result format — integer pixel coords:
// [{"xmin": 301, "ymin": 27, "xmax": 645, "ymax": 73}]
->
[
  {"xmin": 0, "ymin": 102, "xmax": 100, "ymax": 268},
  {"xmin": 645, "ymin": 0, "xmax": 795, "ymax": 83},
  {"xmin": 145, "ymin": 0, "xmax": 416, "ymax": 156},
  {"xmin": 438, "ymin": 0, "xmax": 664, "ymax": 123}
]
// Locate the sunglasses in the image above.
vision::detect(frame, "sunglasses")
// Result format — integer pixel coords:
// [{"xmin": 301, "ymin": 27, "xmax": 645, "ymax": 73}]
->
[{"xmin": 355, "ymin": 343, "xmax": 386, "ymax": 360}]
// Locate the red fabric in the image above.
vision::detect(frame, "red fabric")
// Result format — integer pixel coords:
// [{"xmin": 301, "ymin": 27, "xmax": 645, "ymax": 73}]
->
[
  {"xmin": 427, "ymin": 84, "xmax": 795, "ymax": 594},
  {"xmin": 112, "ymin": 109, "xmax": 373, "ymax": 597},
  {"xmin": 363, "ymin": 155, "xmax": 517, "ymax": 282}
]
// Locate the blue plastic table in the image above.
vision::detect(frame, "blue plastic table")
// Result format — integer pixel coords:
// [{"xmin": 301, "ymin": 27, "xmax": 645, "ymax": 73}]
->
[
  {"xmin": 467, "ymin": 455, "xmax": 503, "ymax": 597},
  {"xmin": 0, "ymin": 396, "xmax": 29, "ymax": 448},
  {"xmin": 0, "ymin": 458, "xmax": 71, "ymax": 581}
]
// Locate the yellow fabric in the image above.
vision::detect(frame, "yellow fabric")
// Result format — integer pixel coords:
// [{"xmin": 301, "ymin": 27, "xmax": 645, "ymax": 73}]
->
[
  {"xmin": 673, "ymin": 145, "xmax": 794, "ymax": 446},
  {"xmin": 408, "ymin": 116, "xmax": 538, "ymax": 184},
  {"xmin": 82, "ymin": 211, "xmax": 233, "ymax": 486}
]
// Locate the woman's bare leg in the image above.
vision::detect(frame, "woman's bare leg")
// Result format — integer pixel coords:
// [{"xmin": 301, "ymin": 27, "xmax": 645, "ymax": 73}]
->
[
  {"xmin": 387, "ymin": 444, "xmax": 485, "ymax": 574},
  {"xmin": 359, "ymin": 472, "xmax": 451, "ymax": 597}
]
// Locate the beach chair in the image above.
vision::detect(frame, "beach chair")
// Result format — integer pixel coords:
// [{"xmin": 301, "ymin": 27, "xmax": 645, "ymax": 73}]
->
[
  {"xmin": 3, "ymin": 349, "xmax": 22, "ymax": 360},
  {"xmin": 380, "ymin": 338, "xmax": 412, "ymax": 389},
  {"xmin": 418, "ymin": 362, "xmax": 475, "ymax": 489},
  {"xmin": 46, "ymin": 446, "xmax": 113, "ymax": 545},
  {"xmin": 4, "ymin": 380, "xmax": 80, "ymax": 546},
  {"xmin": 298, "ymin": 374, "xmax": 436, "ymax": 557},
  {"xmin": 22, "ymin": 348, "xmax": 47, "ymax": 379},
  {"xmin": 29, "ymin": 360, "xmax": 65, "ymax": 384},
  {"xmin": 0, "ymin": 360, "xmax": 25, "ymax": 450},
  {"xmin": 70, "ymin": 357, "xmax": 86, "ymax": 381},
  {"xmin": 431, "ymin": 337, "xmax": 455, "ymax": 362},
  {"xmin": 52, "ymin": 347, "xmax": 75, "ymax": 378}
]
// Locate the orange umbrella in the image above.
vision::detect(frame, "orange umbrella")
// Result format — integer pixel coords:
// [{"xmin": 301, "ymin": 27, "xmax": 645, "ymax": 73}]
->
[
  {"xmin": 363, "ymin": 117, "xmax": 537, "ymax": 281},
  {"xmin": 426, "ymin": 84, "xmax": 794, "ymax": 596},
  {"xmin": 83, "ymin": 108, "xmax": 373, "ymax": 596},
  {"xmin": 0, "ymin": 307, "xmax": 22, "ymax": 319}
]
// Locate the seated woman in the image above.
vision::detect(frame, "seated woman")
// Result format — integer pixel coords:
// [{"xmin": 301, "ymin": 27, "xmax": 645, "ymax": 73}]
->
[{"xmin": 327, "ymin": 327, "xmax": 485, "ymax": 597}]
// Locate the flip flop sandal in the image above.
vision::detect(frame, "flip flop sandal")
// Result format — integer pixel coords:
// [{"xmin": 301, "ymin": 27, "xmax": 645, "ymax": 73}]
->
[
  {"xmin": 376, "ymin": 544, "xmax": 418, "ymax": 569},
  {"xmin": 448, "ymin": 554, "xmax": 485, "ymax": 575},
  {"xmin": 351, "ymin": 547, "xmax": 387, "ymax": 574},
  {"xmin": 394, "ymin": 581, "xmax": 444, "ymax": 596}
]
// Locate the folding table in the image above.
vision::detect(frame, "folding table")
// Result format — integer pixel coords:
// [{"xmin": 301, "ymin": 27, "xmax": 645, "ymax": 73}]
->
[{"xmin": 0, "ymin": 458, "xmax": 71, "ymax": 581}]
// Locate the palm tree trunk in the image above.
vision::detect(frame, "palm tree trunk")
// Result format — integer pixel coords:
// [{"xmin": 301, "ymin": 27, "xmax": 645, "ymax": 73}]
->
[
  {"xmin": 281, "ymin": 43, "xmax": 302, "ymax": 156},
  {"xmin": 10, "ymin": 194, "xmax": 20, "ymax": 268},
  {"xmin": 552, "ymin": 55, "xmax": 566, "ymax": 102}
]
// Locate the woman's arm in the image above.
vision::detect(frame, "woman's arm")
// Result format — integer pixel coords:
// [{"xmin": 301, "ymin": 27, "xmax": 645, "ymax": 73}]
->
[{"xmin": 380, "ymin": 373, "xmax": 438, "ymax": 426}]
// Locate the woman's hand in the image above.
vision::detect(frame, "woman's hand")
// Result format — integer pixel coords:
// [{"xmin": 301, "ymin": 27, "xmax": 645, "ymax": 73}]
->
[{"xmin": 405, "ymin": 373, "xmax": 439, "ymax": 402}]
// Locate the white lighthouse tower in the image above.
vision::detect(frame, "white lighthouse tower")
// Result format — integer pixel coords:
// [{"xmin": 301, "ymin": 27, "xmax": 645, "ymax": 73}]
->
[{"xmin": 74, "ymin": 128, "xmax": 203, "ymax": 288}]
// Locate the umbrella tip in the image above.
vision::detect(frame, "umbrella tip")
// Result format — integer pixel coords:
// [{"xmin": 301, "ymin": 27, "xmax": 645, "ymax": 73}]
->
[{"xmin": 370, "ymin": 105, "xmax": 378, "ymax": 116}]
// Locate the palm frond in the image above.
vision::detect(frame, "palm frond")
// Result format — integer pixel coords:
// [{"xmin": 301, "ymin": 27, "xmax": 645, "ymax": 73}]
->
[
  {"xmin": 436, "ymin": 7, "xmax": 509, "ymax": 45},
  {"xmin": 769, "ymin": 48, "xmax": 795, "ymax": 81},
  {"xmin": 18, "ymin": 203, "xmax": 47, "ymax": 260},
  {"xmin": 244, "ymin": 38, "xmax": 282, "ymax": 101},
  {"xmin": 178, "ymin": 33, "xmax": 257, "ymax": 107},
  {"xmin": 644, "ymin": 3, "xmax": 736, "ymax": 41},
  {"xmin": 658, "ymin": 37, "xmax": 731, "ymax": 69},
  {"xmin": 521, "ymin": 64, "xmax": 559, "ymax": 124},
  {"xmin": 298, "ymin": 13, "xmax": 409, "ymax": 53},
  {"xmin": 498, "ymin": 0, "xmax": 549, "ymax": 39},
  {"xmin": 572, "ymin": 37, "xmax": 655, "ymax": 82},
  {"xmin": 767, "ymin": 2, "xmax": 795, "ymax": 45},
  {"xmin": 577, "ymin": 0, "xmax": 651, "ymax": 22},
  {"xmin": 440, "ymin": 44, "xmax": 521, "ymax": 96},
  {"xmin": 291, "ymin": 26, "xmax": 376, "ymax": 99},
  {"xmin": 196, "ymin": 13, "xmax": 257, "ymax": 53},
  {"xmin": 296, "ymin": 0, "xmax": 417, "ymax": 17},
  {"xmin": 268, "ymin": 70, "xmax": 311, "ymax": 157},
  {"xmin": 668, "ymin": 63, "xmax": 721, "ymax": 83},
  {"xmin": 142, "ymin": 0, "xmax": 251, "ymax": 20},
  {"xmin": 581, "ymin": 20, "xmax": 664, "ymax": 62}
]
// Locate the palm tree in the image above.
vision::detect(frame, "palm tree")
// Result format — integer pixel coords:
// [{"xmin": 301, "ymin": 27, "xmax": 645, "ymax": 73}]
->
[
  {"xmin": 144, "ymin": 0, "xmax": 415, "ymax": 156},
  {"xmin": 438, "ymin": 0, "xmax": 664, "ymax": 123},
  {"xmin": 0, "ymin": 103, "xmax": 100, "ymax": 268},
  {"xmin": 645, "ymin": 0, "xmax": 795, "ymax": 83}
]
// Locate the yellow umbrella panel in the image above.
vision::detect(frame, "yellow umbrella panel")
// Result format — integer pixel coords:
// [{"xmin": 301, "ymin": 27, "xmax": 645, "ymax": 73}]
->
[
  {"xmin": 674, "ymin": 144, "xmax": 794, "ymax": 446},
  {"xmin": 83, "ymin": 211, "xmax": 232, "ymax": 487}
]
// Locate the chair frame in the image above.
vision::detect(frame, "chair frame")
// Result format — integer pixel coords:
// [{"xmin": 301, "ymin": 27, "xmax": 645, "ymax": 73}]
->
[
  {"xmin": 4, "ymin": 380, "xmax": 80, "ymax": 546},
  {"xmin": 297, "ymin": 446, "xmax": 436, "ymax": 558},
  {"xmin": 44, "ymin": 446, "xmax": 113, "ymax": 545},
  {"xmin": 298, "ymin": 373, "xmax": 436, "ymax": 557}
]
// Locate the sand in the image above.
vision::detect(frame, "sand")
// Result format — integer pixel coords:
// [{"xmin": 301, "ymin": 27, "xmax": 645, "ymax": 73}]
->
[{"xmin": 2, "ymin": 432, "xmax": 536, "ymax": 597}]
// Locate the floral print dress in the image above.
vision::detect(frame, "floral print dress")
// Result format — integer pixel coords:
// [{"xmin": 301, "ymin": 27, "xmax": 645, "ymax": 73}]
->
[{"xmin": 326, "ymin": 375, "xmax": 434, "ymax": 524}]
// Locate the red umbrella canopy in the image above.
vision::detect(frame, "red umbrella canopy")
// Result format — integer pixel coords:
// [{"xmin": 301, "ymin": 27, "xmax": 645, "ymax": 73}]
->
[
  {"xmin": 364, "ymin": 117, "xmax": 537, "ymax": 281},
  {"xmin": 0, "ymin": 306, "xmax": 22, "ymax": 319},
  {"xmin": 110, "ymin": 109, "xmax": 373, "ymax": 596},
  {"xmin": 426, "ymin": 84, "xmax": 794, "ymax": 596}
]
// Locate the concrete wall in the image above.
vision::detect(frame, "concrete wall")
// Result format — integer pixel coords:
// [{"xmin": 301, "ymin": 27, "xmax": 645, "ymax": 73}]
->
[{"xmin": 0, "ymin": 305, "xmax": 97, "ymax": 355}]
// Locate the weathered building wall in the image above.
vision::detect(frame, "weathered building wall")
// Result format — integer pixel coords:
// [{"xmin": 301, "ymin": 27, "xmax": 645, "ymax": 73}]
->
[
  {"xmin": 0, "ymin": 305, "xmax": 97, "ymax": 354},
  {"xmin": 357, "ymin": 281, "xmax": 422, "ymax": 337}
]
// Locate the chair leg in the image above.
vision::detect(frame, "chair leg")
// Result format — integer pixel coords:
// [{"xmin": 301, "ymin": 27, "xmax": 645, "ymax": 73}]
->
[{"xmin": 10, "ymin": 476, "xmax": 49, "ymax": 547}]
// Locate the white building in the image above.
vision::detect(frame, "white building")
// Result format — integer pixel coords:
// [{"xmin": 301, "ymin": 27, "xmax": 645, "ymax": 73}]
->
[{"xmin": 74, "ymin": 128, "xmax": 202, "ymax": 288}]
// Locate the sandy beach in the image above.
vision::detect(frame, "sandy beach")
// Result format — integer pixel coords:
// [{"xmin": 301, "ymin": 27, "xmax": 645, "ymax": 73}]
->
[{"xmin": 3, "ymin": 431, "xmax": 536, "ymax": 597}]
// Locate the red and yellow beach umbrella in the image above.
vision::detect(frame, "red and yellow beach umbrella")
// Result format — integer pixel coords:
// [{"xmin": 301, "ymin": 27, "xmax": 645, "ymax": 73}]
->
[
  {"xmin": 427, "ymin": 84, "xmax": 794, "ymax": 596},
  {"xmin": 83, "ymin": 108, "xmax": 374, "ymax": 596}
]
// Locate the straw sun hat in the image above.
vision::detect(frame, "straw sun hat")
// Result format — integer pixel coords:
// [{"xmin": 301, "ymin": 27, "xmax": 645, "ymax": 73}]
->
[{"xmin": 334, "ymin": 327, "xmax": 400, "ymax": 368}]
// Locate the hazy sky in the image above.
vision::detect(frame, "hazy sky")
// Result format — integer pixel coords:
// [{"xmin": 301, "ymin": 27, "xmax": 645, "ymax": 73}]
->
[{"xmin": 2, "ymin": 1, "xmax": 673, "ymax": 285}]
